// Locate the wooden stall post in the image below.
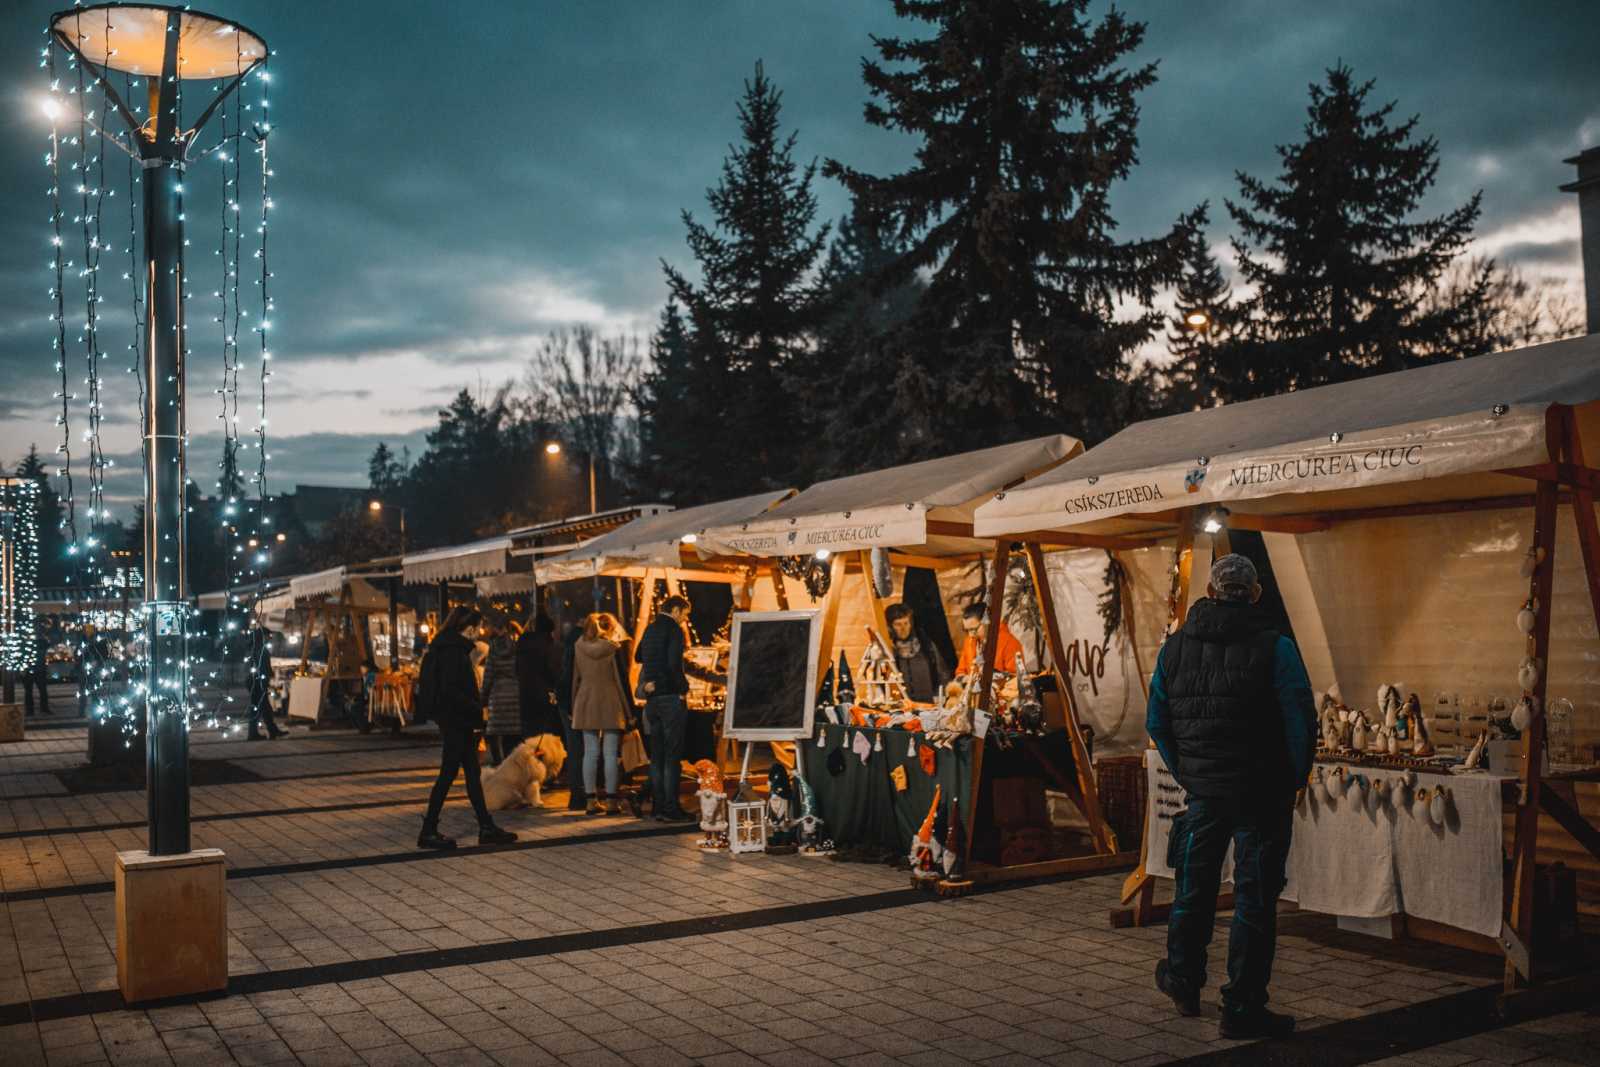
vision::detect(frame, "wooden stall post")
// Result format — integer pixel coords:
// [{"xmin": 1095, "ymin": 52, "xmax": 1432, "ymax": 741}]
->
[
  {"xmin": 813, "ymin": 554, "xmax": 846, "ymax": 692},
  {"xmin": 1121, "ymin": 509, "xmax": 1197, "ymax": 924},
  {"xmin": 1024, "ymin": 542, "xmax": 1117, "ymax": 854},
  {"xmin": 768, "ymin": 563, "xmax": 790, "ymax": 611},
  {"xmin": 627, "ymin": 568, "xmax": 659, "ymax": 696},
  {"xmin": 1503, "ymin": 464, "xmax": 1558, "ymax": 990},
  {"xmin": 860, "ymin": 550, "xmax": 893, "ymax": 641},
  {"xmin": 976, "ymin": 542, "xmax": 1012, "ymax": 714},
  {"xmin": 1555, "ymin": 407, "xmax": 1600, "ymax": 637}
]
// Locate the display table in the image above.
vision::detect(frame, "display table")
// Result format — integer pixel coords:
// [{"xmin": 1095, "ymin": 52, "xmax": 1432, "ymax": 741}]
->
[
  {"xmin": 800, "ymin": 725, "xmax": 975, "ymax": 855},
  {"xmin": 1143, "ymin": 752, "xmax": 1512, "ymax": 938},
  {"xmin": 287, "ymin": 675, "xmax": 325, "ymax": 721},
  {"xmin": 369, "ymin": 671, "xmax": 414, "ymax": 726}
]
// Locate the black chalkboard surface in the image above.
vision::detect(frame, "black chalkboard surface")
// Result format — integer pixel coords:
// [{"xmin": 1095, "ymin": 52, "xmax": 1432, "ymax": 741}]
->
[{"xmin": 723, "ymin": 610, "xmax": 822, "ymax": 740}]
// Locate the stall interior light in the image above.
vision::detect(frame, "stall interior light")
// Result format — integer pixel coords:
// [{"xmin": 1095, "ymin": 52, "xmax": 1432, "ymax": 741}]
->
[
  {"xmin": 681, "ymin": 533, "xmax": 698, "ymax": 545},
  {"xmin": 544, "ymin": 442, "xmax": 562, "ymax": 455},
  {"xmin": 1201, "ymin": 507, "xmax": 1230, "ymax": 535},
  {"xmin": 814, "ymin": 549, "xmax": 831, "ymax": 561}
]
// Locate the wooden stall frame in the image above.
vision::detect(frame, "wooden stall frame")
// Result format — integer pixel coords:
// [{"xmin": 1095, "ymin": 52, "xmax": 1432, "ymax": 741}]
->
[{"xmin": 1050, "ymin": 406, "xmax": 1600, "ymax": 1001}]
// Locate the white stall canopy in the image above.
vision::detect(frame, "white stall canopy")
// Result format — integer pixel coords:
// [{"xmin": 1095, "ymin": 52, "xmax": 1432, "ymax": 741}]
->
[
  {"xmin": 702, "ymin": 435, "xmax": 1079, "ymax": 558},
  {"xmin": 289, "ymin": 566, "xmax": 347, "ymax": 602},
  {"xmin": 402, "ymin": 536, "xmax": 513, "ymax": 585},
  {"xmin": 535, "ymin": 490, "xmax": 792, "ymax": 584},
  {"xmin": 976, "ymin": 335, "xmax": 1600, "ymax": 539}
]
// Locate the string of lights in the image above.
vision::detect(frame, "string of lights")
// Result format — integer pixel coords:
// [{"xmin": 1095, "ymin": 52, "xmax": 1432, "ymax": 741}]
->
[{"xmin": 0, "ymin": 481, "xmax": 42, "ymax": 676}]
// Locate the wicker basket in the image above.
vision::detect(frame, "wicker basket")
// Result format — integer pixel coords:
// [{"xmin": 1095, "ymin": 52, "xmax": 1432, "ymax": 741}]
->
[{"xmin": 1096, "ymin": 755, "xmax": 1147, "ymax": 851}]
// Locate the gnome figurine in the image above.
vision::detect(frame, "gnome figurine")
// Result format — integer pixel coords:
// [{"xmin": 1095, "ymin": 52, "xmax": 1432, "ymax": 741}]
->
[
  {"xmin": 941, "ymin": 795, "xmax": 969, "ymax": 886},
  {"xmin": 817, "ymin": 662, "xmax": 836, "ymax": 708},
  {"xmin": 835, "ymin": 652, "xmax": 856, "ymax": 707},
  {"xmin": 794, "ymin": 770, "xmax": 831, "ymax": 856},
  {"xmin": 908, "ymin": 786, "xmax": 945, "ymax": 886},
  {"xmin": 693, "ymin": 759, "xmax": 729, "ymax": 851},
  {"xmin": 764, "ymin": 763, "xmax": 797, "ymax": 853}
]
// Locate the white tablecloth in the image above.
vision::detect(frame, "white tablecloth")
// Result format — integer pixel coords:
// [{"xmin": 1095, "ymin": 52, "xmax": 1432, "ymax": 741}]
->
[{"xmin": 1142, "ymin": 753, "xmax": 1509, "ymax": 937}]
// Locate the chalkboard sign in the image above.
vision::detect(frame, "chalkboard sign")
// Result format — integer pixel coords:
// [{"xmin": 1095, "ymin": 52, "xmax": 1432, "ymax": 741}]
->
[{"xmin": 723, "ymin": 610, "xmax": 823, "ymax": 740}]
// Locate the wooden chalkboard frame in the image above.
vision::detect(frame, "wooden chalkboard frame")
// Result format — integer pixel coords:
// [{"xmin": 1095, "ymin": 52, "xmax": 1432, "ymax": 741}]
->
[{"xmin": 722, "ymin": 609, "xmax": 823, "ymax": 741}]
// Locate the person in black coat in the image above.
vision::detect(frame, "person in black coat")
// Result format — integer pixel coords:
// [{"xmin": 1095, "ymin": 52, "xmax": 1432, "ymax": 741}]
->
[
  {"xmin": 245, "ymin": 625, "xmax": 286, "ymax": 740},
  {"xmin": 515, "ymin": 613, "xmax": 563, "ymax": 738},
  {"xmin": 417, "ymin": 605, "xmax": 517, "ymax": 850},
  {"xmin": 556, "ymin": 621, "xmax": 586, "ymax": 810},
  {"xmin": 634, "ymin": 595, "xmax": 695, "ymax": 821}
]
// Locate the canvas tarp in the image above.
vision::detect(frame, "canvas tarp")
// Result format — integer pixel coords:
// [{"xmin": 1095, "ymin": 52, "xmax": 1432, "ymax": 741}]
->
[
  {"xmin": 289, "ymin": 567, "xmax": 347, "ymax": 602},
  {"xmin": 704, "ymin": 435, "xmax": 1079, "ymax": 558},
  {"xmin": 402, "ymin": 536, "xmax": 512, "ymax": 585},
  {"xmin": 975, "ymin": 335, "xmax": 1600, "ymax": 536},
  {"xmin": 535, "ymin": 490, "xmax": 790, "ymax": 584}
]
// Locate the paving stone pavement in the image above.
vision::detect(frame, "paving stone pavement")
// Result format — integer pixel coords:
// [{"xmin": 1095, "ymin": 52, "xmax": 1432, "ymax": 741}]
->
[{"xmin": 1, "ymin": 724, "xmax": 1595, "ymax": 1066}]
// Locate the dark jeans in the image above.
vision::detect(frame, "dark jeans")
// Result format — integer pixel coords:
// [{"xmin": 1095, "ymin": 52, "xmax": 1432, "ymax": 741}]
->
[
  {"xmin": 247, "ymin": 695, "xmax": 282, "ymax": 738},
  {"xmin": 647, "ymin": 694, "xmax": 688, "ymax": 815},
  {"xmin": 558, "ymin": 705, "xmax": 585, "ymax": 799},
  {"xmin": 424, "ymin": 727, "xmax": 491, "ymax": 828},
  {"xmin": 1166, "ymin": 793, "xmax": 1294, "ymax": 1013},
  {"xmin": 23, "ymin": 670, "xmax": 49, "ymax": 716}
]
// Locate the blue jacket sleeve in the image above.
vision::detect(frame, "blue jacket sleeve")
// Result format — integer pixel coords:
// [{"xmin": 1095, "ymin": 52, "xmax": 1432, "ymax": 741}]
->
[
  {"xmin": 1145, "ymin": 642, "xmax": 1179, "ymax": 776},
  {"xmin": 1274, "ymin": 636, "xmax": 1317, "ymax": 785}
]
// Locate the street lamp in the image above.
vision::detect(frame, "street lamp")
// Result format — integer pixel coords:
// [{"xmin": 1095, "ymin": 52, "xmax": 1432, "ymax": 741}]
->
[
  {"xmin": 1185, "ymin": 310, "xmax": 1210, "ymax": 330},
  {"xmin": 367, "ymin": 500, "xmax": 406, "ymax": 556},
  {"xmin": 47, "ymin": 4, "xmax": 268, "ymax": 858},
  {"xmin": 544, "ymin": 441, "xmax": 597, "ymax": 513}
]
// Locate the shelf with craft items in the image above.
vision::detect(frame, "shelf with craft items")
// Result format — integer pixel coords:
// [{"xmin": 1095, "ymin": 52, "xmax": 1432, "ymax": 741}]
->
[{"xmin": 967, "ymin": 339, "xmax": 1600, "ymax": 1006}]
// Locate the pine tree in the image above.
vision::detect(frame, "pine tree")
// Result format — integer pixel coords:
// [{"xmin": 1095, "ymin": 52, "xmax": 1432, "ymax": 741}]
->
[
  {"xmin": 1160, "ymin": 220, "xmax": 1237, "ymax": 411},
  {"xmin": 366, "ymin": 443, "xmax": 407, "ymax": 497},
  {"xmin": 635, "ymin": 300, "xmax": 728, "ymax": 503},
  {"xmin": 1226, "ymin": 65, "xmax": 1485, "ymax": 397},
  {"xmin": 654, "ymin": 62, "xmax": 829, "ymax": 499},
  {"xmin": 824, "ymin": 0, "xmax": 1200, "ymax": 452},
  {"xmin": 801, "ymin": 208, "xmax": 927, "ymax": 477}
]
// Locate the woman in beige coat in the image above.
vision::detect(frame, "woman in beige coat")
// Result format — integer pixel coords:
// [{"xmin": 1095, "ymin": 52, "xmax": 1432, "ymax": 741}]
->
[{"xmin": 569, "ymin": 613, "xmax": 631, "ymax": 814}]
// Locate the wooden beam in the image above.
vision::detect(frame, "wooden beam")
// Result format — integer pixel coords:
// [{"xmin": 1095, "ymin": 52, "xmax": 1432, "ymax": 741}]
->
[
  {"xmin": 1497, "ymin": 462, "xmax": 1600, "ymax": 493},
  {"xmin": 1138, "ymin": 508, "xmax": 1331, "ymax": 535},
  {"xmin": 1555, "ymin": 407, "xmax": 1600, "ymax": 642},
  {"xmin": 768, "ymin": 563, "xmax": 789, "ymax": 611},
  {"xmin": 924, "ymin": 519, "xmax": 976, "ymax": 539},
  {"xmin": 1505, "ymin": 448, "xmax": 1559, "ymax": 991},
  {"xmin": 812, "ymin": 554, "xmax": 846, "ymax": 692},
  {"xmin": 976, "ymin": 542, "xmax": 1011, "ymax": 715},
  {"xmin": 886, "ymin": 551, "xmax": 974, "ymax": 571},
  {"xmin": 1539, "ymin": 785, "xmax": 1600, "ymax": 863},
  {"xmin": 1006, "ymin": 528, "xmax": 1170, "ymax": 550},
  {"xmin": 860, "ymin": 550, "xmax": 894, "ymax": 647},
  {"xmin": 965, "ymin": 850, "xmax": 1137, "ymax": 886},
  {"xmin": 1025, "ymin": 541, "xmax": 1118, "ymax": 855},
  {"xmin": 1170, "ymin": 509, "xmax": 1197, "ymax": 631}
]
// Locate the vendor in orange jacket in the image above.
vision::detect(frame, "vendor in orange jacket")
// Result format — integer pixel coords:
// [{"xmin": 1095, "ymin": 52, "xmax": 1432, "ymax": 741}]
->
[{"xmin": 954, "ymin": 602, "xmax": 1024, "ymax": 678}]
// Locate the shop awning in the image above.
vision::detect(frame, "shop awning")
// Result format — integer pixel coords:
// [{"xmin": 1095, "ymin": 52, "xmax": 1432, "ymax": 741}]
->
[
  {"xmin": 402, "ymin": 536, "xmax": 513, "ymax": 585},
  {"xmin": 701, "ymin": 435, "xmax": 1079, "ymax": 557},
  {"xmin": 475, "ymin": 573, "xmax": 540, "ymax": 597},
  {"xmin": 975, "ymin": 335, "xmax": 1600, "ymax": 537},
  {"xmin": 535, "ymin": 490, "xmax": 791, "ymax": 583},
  {"xmin": 290, "ymin": 566, "xmax": 347, "ymax": 601}
]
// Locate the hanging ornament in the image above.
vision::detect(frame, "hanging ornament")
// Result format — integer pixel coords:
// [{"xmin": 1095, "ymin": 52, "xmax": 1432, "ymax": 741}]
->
[
  {"xmin": 1516, "ymin": 599, "xmax": 1537, "ymax": 635},
  {"xmin": 1519, "ymin": 546, "xmax": 1545, "ymax": 579},
  {"xmin": 1517, "ymin": 658, "xmax": 1541, "ymax": 693},
  {"xmin": 1428, "ymin": 787, "xmax": 1448, "ymax": 826},
  {"xmin": 1510, "ymin": 695, "xmax": 1537, "ymax": 733}
]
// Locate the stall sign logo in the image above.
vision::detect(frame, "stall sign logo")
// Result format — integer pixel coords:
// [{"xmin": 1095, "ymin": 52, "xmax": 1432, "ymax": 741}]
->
[
  {"xmin": 800, "ymin": 523, "xmax": 886, "ymax": 548},
  {"xmin": 1184, "ymin": 468, "xmax": 1207, "ymax": 493},
  {"xmin": 1060, "ymin": 481, "xmax": 1164, "ymax": 516},
  {"xmin": 1225, "ymin": 445, "xmax": 1422, "ymax": 489}
]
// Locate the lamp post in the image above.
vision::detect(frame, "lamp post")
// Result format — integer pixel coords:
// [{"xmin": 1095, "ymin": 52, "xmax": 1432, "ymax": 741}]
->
[
  {"xmin": 369, "ymin": 501, "xmax": 405, "ymax": 667},
  {"xmin": 48, "ymin": 5, "xmax": 267, "ymax": 857},
  {"xmin": 544, "ymin": 441, "xmax": 596, "ymax": 513}
]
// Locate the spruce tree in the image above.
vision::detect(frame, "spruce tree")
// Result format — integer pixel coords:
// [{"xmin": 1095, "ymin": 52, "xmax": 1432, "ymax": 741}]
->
[
  {"xmin": 1161, "ymin": 220, "xmax": 1238, "ymax": 411},
  {"xmin": 656, "ymin": 62, "xmax": 829, "ymax": 499},
  {"xmin": 824, "ymin": 0, "xmax": 1199, "ymax": 452},
  {"xmin": 1226, "ymin": 65, "xmax": 1485, "ymax": 396},
  {"xmin": 15, "ymin": 446, "xmax": 69, "ymax": 587},
  {"xmin": 635, "ymin": 300, "xmax": 729, "ymax": 503}
]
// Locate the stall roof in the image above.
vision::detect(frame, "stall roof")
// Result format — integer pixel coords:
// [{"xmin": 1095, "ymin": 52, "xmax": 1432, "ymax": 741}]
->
[
  {"xmin": 702, "ymin": 435, "xmax": 1079, "ymax": 558},
  {"xmin": 975, "ymin": 334, "xmax": 1600, "ymax": 538},
  {"xmin": 535, "ymin": 490, "xmax": 792, "ymax": 584},
  {"xmin": 402, "ymin": 536, "xmax": 514, "ymax": 585},
  {"xmin": 508, "ymin": 504, "xmax": 672, "ymax": 550}
]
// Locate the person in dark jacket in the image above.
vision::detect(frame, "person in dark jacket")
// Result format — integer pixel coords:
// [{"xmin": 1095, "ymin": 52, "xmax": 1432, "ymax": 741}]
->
[
  {"xmin": 1146, "ymin": 554, "xmax": 1315, "ymax": 1039},
  {"xmin": 245, "ymin": 624, "xmax": 286, "ymax": 740},
  {"xmin": 416, "ymin": 605, "xmax": 517, "ymax": 850},
  {"xmin": 515, "ymin": 613, "xmax": 563, "ymax": 738},
  {"xmin": 885, "ymin": 603, "xmax": 948, "ymax": 704},
  {"xmin": 556, "ymin": 620, "xmax": 586, "ymax": 810},
  {"xmin": 635, "ymin": 595, "xmax": 695, "ymax": 821},
  {"xmin": 23, "ymin": 627, "xmax": 52, "ymax": 717}
]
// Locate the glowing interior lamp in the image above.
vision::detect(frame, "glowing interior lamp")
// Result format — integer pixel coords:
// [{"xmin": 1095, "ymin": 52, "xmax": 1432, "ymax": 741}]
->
[
  {"xmin": 814, "ymin": 549, "xmax": 831, "ymax": 561},
  {"xmin": 1201, "ymin": 507, "xmax": 1230, "ymax": 535},
  {"xmin": 681, "ymin": 533, "xmax": 698, "ymax": 545},
  {"xmin": 1186, "ymin": 310, "xmax": 1210, "ymax": 329},
  {"xmin": 544, "ymin": 442, "xmax": 562, "ymax": 456}
]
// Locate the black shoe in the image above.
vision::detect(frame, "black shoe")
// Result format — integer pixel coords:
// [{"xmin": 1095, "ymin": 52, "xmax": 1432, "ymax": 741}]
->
[
  {"xmin": 625, "ymin": 792, "xmax": 645, "ymax": 818},
  {"xmin": 417, "ymin": 829, "xmax": 456, "ymax": 850},
  {"xmin": 1219, "ymin": 1007, "xmax": 1295, "ymax": 1040},
  {"xmin": 1155, "ymin": 960, "xmax": 1200, "ymax": 1017},
  {"xmin": 478, "ymin": 824, "xmax": 518, "ymax": 846}
]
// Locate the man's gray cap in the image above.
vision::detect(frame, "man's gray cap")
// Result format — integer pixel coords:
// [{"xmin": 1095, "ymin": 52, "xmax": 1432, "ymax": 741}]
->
[{"xmin": 1209, "ymin": 553, "xmax": 1258, "ymax": 598}]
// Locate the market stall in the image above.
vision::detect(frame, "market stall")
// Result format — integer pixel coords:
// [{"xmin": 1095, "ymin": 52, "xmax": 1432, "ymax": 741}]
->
[
  {"xmin": 700, "ymin": 435, "xmax": 1134, "ymax": 887},
  {"xmin": 281, "ymin": 562, "xmax": 415, "ymax": 729},
  {"xmin": 974, "ymin": 334, "xmax": 1600, "ymax": 993}
]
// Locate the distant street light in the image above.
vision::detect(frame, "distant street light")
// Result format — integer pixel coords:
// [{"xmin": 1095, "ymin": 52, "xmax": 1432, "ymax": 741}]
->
[
  {"xmin": 367, "ymin": 500, "xmax": 407, "ymax": 557},
  {"xmin": 1185, "ymin": 310, "xmax": 1210, "ymax": 329},
  {"xmin": 544, "ymin": 440, "xmax": 596, "ymax": 513}
]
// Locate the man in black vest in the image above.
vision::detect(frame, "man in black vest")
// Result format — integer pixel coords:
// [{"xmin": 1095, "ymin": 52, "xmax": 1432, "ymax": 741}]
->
[
  {"xmin": 636, "ymin": 595, "xmax": 696, "ymax": 822},
  {"xmin": 1146, "ymin": 553, "xmax": 1315, "ymax": 1039}
]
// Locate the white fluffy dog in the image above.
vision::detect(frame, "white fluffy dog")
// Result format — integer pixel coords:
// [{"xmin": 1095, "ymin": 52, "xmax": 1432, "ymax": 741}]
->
[{"xmin": 482, "ymin": 734, "xmax": 567, "ymax": 810}]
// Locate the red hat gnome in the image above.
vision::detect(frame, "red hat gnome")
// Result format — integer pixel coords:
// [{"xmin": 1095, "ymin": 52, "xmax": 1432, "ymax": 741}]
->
[
  {"xmin": 694, "ymin": 759, "xmax": 729, "ymax": 851},
  {"xmin": 908, "ymin": 785, "xmax": 944, "ymax": 885}
]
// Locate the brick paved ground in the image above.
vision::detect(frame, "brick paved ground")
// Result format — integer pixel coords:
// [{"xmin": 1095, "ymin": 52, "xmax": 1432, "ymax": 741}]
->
[{"xmin": 1, "ymin": 721, "xmax": 1594, "ymax": 1066}]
